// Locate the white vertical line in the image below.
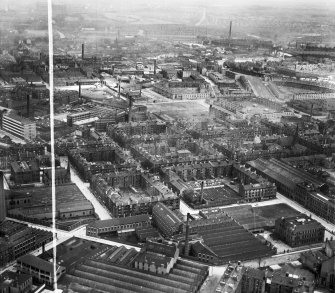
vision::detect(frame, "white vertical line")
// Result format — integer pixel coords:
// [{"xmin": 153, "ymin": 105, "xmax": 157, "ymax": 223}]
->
[{"xmin": 47, "ymin": 0, "xmax": 57, "ymax": 290}]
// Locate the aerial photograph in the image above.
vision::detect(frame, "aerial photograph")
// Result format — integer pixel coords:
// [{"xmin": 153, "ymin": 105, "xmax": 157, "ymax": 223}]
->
[{"xmin": 0, "ymin": 0, "xmax": 335, "ymax": 292}]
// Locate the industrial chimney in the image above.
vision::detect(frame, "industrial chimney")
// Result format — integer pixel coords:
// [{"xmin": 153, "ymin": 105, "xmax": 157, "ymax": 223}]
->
[
  {"xmin": 82, "ymin": 43, "xmax": 85, "ymax": 60},
  {"xmin": 78, "ymin": 82, "xmax": 81, "ymax": 101},
  {"xmin": 0, "ymin": 172, "xmax": 6, "ymax": 222},
  {"xmin": 26, "ymin": 94, "xmax": 30, "ymax": 117},
  {"xmin": 184, "ymin": 213, "xmax": 190, "ymax": 256},
  {"xmin": 154, "ymin": 59, "xmax": 157, "ymax": 75},
  {"xmin": 128, "ymin": 94, "xmax": 133, "ymax": 123},
  {"xmin": 199, "ymin": 181, "xmax": 204, "ymax": 203},
  {"xmin": 228, "ymin": 21, "xmax": 232, "ymax": 46}
]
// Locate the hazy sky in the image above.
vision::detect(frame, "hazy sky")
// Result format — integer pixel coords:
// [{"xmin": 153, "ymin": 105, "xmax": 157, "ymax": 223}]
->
[{"xmin": 47, "ymin": 0, "xmax": 335, "ymax": 8}]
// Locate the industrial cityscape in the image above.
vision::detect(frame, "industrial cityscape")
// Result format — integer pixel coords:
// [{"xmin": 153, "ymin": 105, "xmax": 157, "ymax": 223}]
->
[{"xmin": 0, "ymin": 0, "xmax": 335, "ymax": 292}]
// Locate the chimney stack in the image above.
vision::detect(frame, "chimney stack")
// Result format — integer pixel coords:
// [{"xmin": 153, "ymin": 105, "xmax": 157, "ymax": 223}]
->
[
  {"xmin": 228, "ymin": 21, "xmax": 232, "ymax": 46},
  {"xmin": 154, "ymin": 59, "xmax": 157, "ymax": 75},
  {"xmin": 0, "ymin": 172, "xmax": 6, "ymax": 222},
  {"xmin": 82, "ymin": 43, "xmax": 85, "ymax": 60},
  {"xmin": 199, "ymin": 181, "xmax": 204, "ymax": 203},
  {"xmin": 184, "ymin": 213, "xmax": 190, "ymax": 256},
  {"xmin": 79, "ymin": 82, "xmax": 81, "ymax": 101},
  {"xmin": 26, "ymin": 94, "xmax": 30, "ymax": 117},
  {"xmin": 128, "ymin": 94, "xmax": 133, "ymax": 123}
]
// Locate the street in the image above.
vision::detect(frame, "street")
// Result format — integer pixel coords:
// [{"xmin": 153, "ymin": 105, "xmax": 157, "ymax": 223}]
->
[{"xmin": 59, "ymin": 156, "xmax": 112, "ymax": 220}]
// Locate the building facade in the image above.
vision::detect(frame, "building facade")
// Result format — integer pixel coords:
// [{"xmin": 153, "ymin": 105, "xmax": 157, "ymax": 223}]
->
[
  {"xmin": 2, "ymin": 113, "xmax": 36, "ymax": 141},
  {"xmin": 86, "ymin": 214, "xmax": 151, "ymax": 237},
  {"xmin": 16, "ymin": 254, "xmax": 65, "ymax": 288},
  {"xmin": 275, "ymin": 215, "xmax": 325, "ymax": 247}
]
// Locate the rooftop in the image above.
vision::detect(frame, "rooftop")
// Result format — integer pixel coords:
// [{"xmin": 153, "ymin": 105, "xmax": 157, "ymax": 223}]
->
[
  {"xmin": 88, "ymin": 214, "xmax": 150, "ymax": 229},
  {"xmin": 4, "ymin": 112, "xmax": 35, "ymax": 125}
]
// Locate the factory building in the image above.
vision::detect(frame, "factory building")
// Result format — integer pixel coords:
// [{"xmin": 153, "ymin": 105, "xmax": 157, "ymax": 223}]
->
[
  {"xmin": 152, "ymin": 203, "xmax": 183, "ymax": 237},
  {"xmin": 2, "ymin": 113, "xmax": 36, "ymax": 141}
]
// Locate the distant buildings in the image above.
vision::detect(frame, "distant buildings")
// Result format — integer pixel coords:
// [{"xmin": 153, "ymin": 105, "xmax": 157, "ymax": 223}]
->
[
  {"xmin": 152, "ymin": 80, "xmax": 210, "ymax": 100},
  {"xmin": 275, "ymin": 215, "xmax": 325, "ymax": 247},
  {"xmin": 2, "ymin": 113, "xmax": 36, "ymax": 141},
  {"xmin": 67, "ymin": 111, "xmax": 91, "ymax": 126}
]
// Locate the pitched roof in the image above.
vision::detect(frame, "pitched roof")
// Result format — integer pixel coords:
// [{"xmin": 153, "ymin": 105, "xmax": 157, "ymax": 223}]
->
[
  {"xmin": 88, "ymin": 214, "xmax": 150, "ymax": 229},
  {"xmin": 17, "ymin": 254, "xmax": 62, "ymax": 274}
]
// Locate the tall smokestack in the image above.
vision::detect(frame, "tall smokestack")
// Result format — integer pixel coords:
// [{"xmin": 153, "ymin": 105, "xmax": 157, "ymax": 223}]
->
[
  {"xmin": 184, "ymin": 213, "xmax": 190, "ymax": 256},
  {"xmin": 79, "ymin": 83, "xmax": 81, "ymax": 101},
  {"xmin": 128, "ymin": 94, "xmax": 133, "ymax": 122},
  {"xmin": 228, "ymin": 21, "xmax": 232, "ymax": 46},
  {"xmin": 0, "ymin": 172, "xmax": 6, "ymax": 222},
  {"xmin": 199, "ymin": 181, "xmax": 204, "ymax": 203},
  {"xmin": 26, "ymin": 94, "xmax": 30, "ymax": 117},
  {"xmin": 82, "ymin": 43, "xmax": 85, "ymax": 60},
  {"xmin": 154, "ymin": 59, "xmax": 157, "ymax": 75}
]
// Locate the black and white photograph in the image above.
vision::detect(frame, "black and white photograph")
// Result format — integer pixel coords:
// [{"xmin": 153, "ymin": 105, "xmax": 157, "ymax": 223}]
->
[{"xmin": 0, "ymin": 0, "xmax": 335, "ymax": 292}]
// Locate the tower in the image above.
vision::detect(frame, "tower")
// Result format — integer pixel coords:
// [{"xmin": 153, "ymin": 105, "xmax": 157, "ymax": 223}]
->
[{"xmin": 0, "ymin": 172, "xmax": 6, "ymax": 222}]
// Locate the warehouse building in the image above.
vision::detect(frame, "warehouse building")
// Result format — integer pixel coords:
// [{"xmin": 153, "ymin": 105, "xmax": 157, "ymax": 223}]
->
[
  {"xmin": 86, "ymin": 214, "xmax": 151, "ymax": 237},
  {"xmin": 152, "ymin": 203, "xmax": 183, "ymax": 237},
  {"xmin": 2, "ymin": 112, "xmax": 36, "ymax": 141},
  {"xmin": 17, "ymin": 254, "xmax": 66, "ymax": 288}
]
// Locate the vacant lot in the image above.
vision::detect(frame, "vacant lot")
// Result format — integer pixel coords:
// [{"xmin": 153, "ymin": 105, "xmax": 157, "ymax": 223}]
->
[
  {"xmin": 147, "ymin": 100, "xmax": 209, "ymax": 120},
  {"xmin": 254, "ymin": 203, "xmax": 301, "ymax": 222}
]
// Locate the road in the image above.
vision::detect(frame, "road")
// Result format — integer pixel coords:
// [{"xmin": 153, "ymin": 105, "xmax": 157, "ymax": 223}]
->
[{"xmin": 59, "ymin": 157, "xmax": 112, "ymax": 220}]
